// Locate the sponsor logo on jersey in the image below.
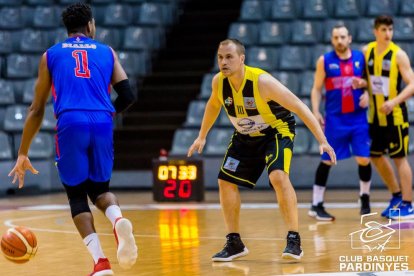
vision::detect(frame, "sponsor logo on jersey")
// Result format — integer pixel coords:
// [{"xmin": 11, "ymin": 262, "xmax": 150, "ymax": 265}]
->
[
  {"xmin": 329, "ymin": 63, "xmax": 340, "ymax": 70},
  {"xmin": 244, "ymin": 97, "xmax": 256, "ymax": 109},
  {"xmin": 223, "ymin": 157, "xmax": 240, "ymax": 172},
  {"xmin": 237, "ymin": 118, "xmax": 255, "ymax": 130},
  {"xmin": 382, "ymin": 60, "xmax": 391, "ymax": 71},
  {"xmin": 224, "ymin": 97, "xmax": 233, "ymax": 106}
]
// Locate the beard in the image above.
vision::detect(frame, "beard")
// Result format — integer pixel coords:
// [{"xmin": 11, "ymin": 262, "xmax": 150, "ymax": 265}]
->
[{"xmin": 334, "ymin": 45, "xmax": 348, "ymax": 54}]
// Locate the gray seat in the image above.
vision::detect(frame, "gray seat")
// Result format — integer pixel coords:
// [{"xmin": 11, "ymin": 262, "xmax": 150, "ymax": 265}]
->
[
  {"xmin": 308, "ymin": 129, "xmax": 320, "ymax": 155},
  {"xmin": 118, "ymin": 51, "xmax": 148, "ymax": 76},
  {"xmin": 184, "ymin": 100, "xmax": 206, "ymax": 127},
  {"xmin": 270, "ymin": 0, "xmax": 297, "ymax": 20},
  {"xmin": 399, "ymin": 43, "xmax": 413, "ymax": 61},
  {"xmin": 240, "ymin": 0, "xmax": 267, "ymax": 21},
  {"xmin": 19, "ymin": 29, "xmax": 50, "ymax": 53},
  {"xmin": 199, "ymin": 73, "xmax": 215, "ymax": 99},
  {"xmin": 228, "ymin": 22, "xmax": 258, "ymax": 46},
  {"xmin": 13, "ymin": 132, "xmax": 53, "ymax": 159},
  {"xmin": 400, "ymin": 0, "xmax": 414, "ymax": 15},
  {"xmin": 355, "ymin": 18, "xmax": 375, "ymax": 43},
  {"xmin": 138, "ymin": 2, "xmax": 171, "ymax": 25},
  {"xmin": 217, "ymin": 110, "xmax": 232, "ymax": 127},
  {"xmin": 323, "ymin": 19, "xmax": 356, "ymax": 43},
  {"xmin": 26, "ymin": 0, "xmax": 54, "ymax": 4},
  {"xmin": 0, "ymin": 7, "xmax": 24, "ymax": 30},
  {"xmin": 0, "ymin": 131, "xmax": 12, "ymax": 160},
  {"xmin": 333, "ymin": 0, "xmax": 360, "ymax": 18},
  {"xmin": 4, "ymin": 104, "xmax": 28, "ymax": 131},
  {"xmin": 291, "ymin": 21, "xmax": 321, "ymax": 45},
  {"xmin": 310, "ymin": 44, "xmax": 333, "ymax": 70},
  {"xmin": 294, "ymin": 127, "xmax": 309, "ymax": 155},
  {"xmin": 406, "ymin": 98, "xmax": 414, "ymax": 123},
  {"xmin": 409, "ymin": 126, "xmax": 414, "ymax": 152},
  {"xmin": 0, "ymin": 31, "xmax": 13, "ymax": 54},
  {"xmin": 91, "ymin": 0, "xmax": 115, "ymax": 4},
  {"xmin": 33, "ymin": 6, "xmax": 60, "ymax": 29},
  {"xmin": 0, "ymin": 80, "xmax": 15, "ymax": 105},
  {"xmin": 6, "ymin": 54, "xmax": 36, "ymax": 79},
  {"xmin": 103, "ymin": 4, "xmax": 133, "ymax": 27},
  {"xmin": 258, "ymin": 21, "xmax": 290, "ymax": 45},
  {"xmin": 95, "ymin": 27, "xmax": 121, "ymax": 49},
  {"xmin": 0, "ymin": 0, "xmax": 23, "ymax": 5},
  {"xmin": 246, "ymin": 47, "xmax": 278, "ymax": 71},
  {"xmin": 49, "ymin": 28, "xmax": 68, "ymax": 45},
  {"xmin": 302, "ymin": 0, "xmax": 331, "ymax": 19},
  {"xmin": 393, "ymin": 17, "xmax": 414, "ymax": 41},
  {"xmin": 279, "ymin": 46, "xmax": 310, "ymax": 71},
  {"xmin": 205, "ymin": 128, "xmax": 234, "ymax": 156},
  {"xmin": 299, "ymin": 71, "xmax": 315, "ymax": 96},
  {"xmin": 58, "ymin": 0, "xmax": 80, "ymax": 4},
  {"xmin": 41, "ymin": 104, "xmax": 56, "ymax": 131},
  {"xmin": 271, "ymin": 71, "xmax": 300, "ymax": 94},
  {"xmin": 22, "ymin": 78, "xmax": 37, "ymax": 104},
  {"xmin": 170, "ymin": 128, "xmax": 199, "ymax": 156},
  {"xmin": 123, "ymin": 26, "xmax": 154, "ymax": 50},
  {"xmin": 365, "ymin": 0, "xmax": 398, "ymax": 16}
]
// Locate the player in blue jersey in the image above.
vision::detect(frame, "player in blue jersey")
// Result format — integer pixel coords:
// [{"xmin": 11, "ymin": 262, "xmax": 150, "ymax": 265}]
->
[
  {"xmin": 309, "ymin": 24, "xmax": 372, "ymax": 221},
  {"xmin": 8, "ymin": 3, "xmax": 137, "ymax": 275}
]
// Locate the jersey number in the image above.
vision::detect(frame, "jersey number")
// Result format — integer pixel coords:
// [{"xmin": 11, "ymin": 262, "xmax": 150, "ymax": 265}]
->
[{"xmin": 72, "ymin": 50, "xmax": 91, "ymax": 78}]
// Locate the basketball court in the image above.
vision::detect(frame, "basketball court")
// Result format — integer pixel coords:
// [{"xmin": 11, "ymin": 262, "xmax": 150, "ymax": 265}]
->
[{"xmin": 0, "ymin": 190, "xmax": 413, "ymax": 275}]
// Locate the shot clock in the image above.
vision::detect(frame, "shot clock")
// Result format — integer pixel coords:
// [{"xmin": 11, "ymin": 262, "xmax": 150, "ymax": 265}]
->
[{"xmin": 152, "ymin": 159, "xmax": 204, "ymax": 202}]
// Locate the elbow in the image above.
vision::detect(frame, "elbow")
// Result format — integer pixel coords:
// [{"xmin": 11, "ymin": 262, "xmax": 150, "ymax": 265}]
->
[{"xmin": 29, "ymin": 105, "xmax": 45, "ymax": 118}]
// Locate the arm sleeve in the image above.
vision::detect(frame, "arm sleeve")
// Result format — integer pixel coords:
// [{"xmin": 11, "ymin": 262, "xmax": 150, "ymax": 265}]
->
[{"xmin": 113, "ymin": 79, "xmax": 136, "ymax": 114}]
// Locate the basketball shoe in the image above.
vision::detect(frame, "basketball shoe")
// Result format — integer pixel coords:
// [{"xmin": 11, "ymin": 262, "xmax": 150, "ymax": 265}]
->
[
  {"xmin": 88, "ymin": 258, "xmax": 113, "ymax": 276},
  {"xmin": 114, "ymin": 217, "xmax": 138, "ymax": 269},
  {"xmin": 360, "ymin": 194, "xmax": 371, "ymax": 215},
  {"xmin": 212, "ymin": 234, "xmax": 249, "ymax": 262},
  {"xmin": 308, "ymin": 202, "xmax": 335, "ymax": 221},
  {"xmin": 381, "ymin": 194, "xmax": 402, "ymax": 218},
  {"xmin": 282, "ymin": 231, "xmax": 303, "ymax": 260},
  {"xmin": 390, "ymin": 201, "xmax": 414, "ymax": 220}
]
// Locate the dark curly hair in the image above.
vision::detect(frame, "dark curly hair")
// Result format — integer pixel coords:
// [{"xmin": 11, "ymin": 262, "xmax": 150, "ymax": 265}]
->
[{"xmin": 62, "ymin": 3, "xmax": 93, "ymax": 34}]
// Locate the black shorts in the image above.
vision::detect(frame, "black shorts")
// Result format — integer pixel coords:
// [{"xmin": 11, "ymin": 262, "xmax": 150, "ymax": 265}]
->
[
  {"xmin": 369, "ymin": 123, "xmax": 409, "ymax": 158},
  {"xmin": 218, "ymin": 128, "xmax": 294, "ymax": 189}
]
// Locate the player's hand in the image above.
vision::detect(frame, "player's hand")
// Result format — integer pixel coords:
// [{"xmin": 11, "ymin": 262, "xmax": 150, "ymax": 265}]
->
[
  {"xmin": 8, "ymin": 155, "xmax": 39, "ymax": 189},
  {"xmin": 319, "ymin": 141, "xmax": 336, "ymax": 165},
  {"xmin": 313, "ymin": 111, "xmax": 325, "ymax": 126},
  {"xmin": 359, "ymin": 90, "xmax": 369, "ymax": 108},
  {"xmin": 352, "ymin": 77, "xmax": 367, "ymax": 89},
  {"xmin": 380, "ymin": 99, "xmax": 396, "ymax": 115},
  {"xmin": 187, "ymin": 137, "xmax": 206, "ymax": 157}
]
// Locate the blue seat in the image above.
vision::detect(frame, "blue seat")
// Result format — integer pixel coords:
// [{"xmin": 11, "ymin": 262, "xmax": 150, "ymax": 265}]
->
[
  {"xmin": 409, "ymin": 126, "xmax": 414, "ymax": 152},
  {"xmin": 22, "ymin": 78, "xmax": 36, "ymax": 104},
  {"xmin": 91, "ymin": 0, "xmax": 114, "ymax": 3},
  {"xmin": 246, "ymin": 47, "xmax": 278, "ymax": 71},
  {"xmin": 58, "ymin": 0, "xmax": 80, "ymax": 4},
  {"xmin": 322, "ymin": 19, "xmax": 356, "ymax": 43},
  {"xmin": 291, "ymin": 20, "xmax": 321, "ymax": 44},
  {"xmin": 199, "ymin": 73, "xmax": 215, "ymax": 99},
  {"xmin": 103, "ymin": 4, "xmax": 132, "ymax": 27},
  {"xmin": 310, "ymin": 44, "xmax": 333, "ymax": 69},
  {"xmin": 0, "ymin": 31, "xmax": 13, "ymax": 54},
  {"xmin": 302, "ymin": 0, "xmax": 331, "ymax": 19},
  {"xmin": 270, "ymin": 0, "xmax": 297, "ymax": 20},
  {"xmin": 0, "ymin": 80, "xmax": 15, "ymax": 105},
  {"xmin": 95, "ymin": 27, "xmax": 121, "ymax": 49},
  {"xmin": 49, "ymin": 28, "xmax": 68, "ymax": 45},
  {"xmin": 355, "ymin": 18, "xmax": 375, "ymax": 43},
  {"xmin": 294, "ymin": 127, "xmax": 309, "ymax": 154},
  {"xmin": 399, "ymin": 43, "xmax": 413, "ymax": 60},
  {"xmin": 399, "ymin": 0, "xmax": 414, "ymax": 15},
  {"xmin": 217, "ymin": 110, "xmax": 232, "ymax": 127},
  {"xmin": 205, "ymin": 128, "xmax": 234, "ymax": 156},
  {"xmin": 26, "ymin": 0, "xmax": 54, "ymax": 4},
  {"xmin": 308, "ymin": 129, "xmax": 320, "ymax": 154},
  {"xmin": 6, "ymin": 54, "xmax": 36, "ymax": 79},
  {"xmin": 19, "ymin": 29, "xmax": 50, "ymax": 53},
  {"xmin": 4, "ymin": 104, "xmax": 27, "ymax": 131},
  {"xmin": 279, "ymin": 46, "xmax": 310, "ymax": 71},
  {"xmin": 0, "ymin": 131, "xmax": 12, "ymax": 160},
  {"xmin": 0, "ymin": 7, "xmax": 24, "ymax": 30},
  {"xmin": 0, "ymin": 0, "xmax": 23, "ymax": 5},
  {"xmin": 33, "ymin": 6, "xmax": 59, "ymax": 29},
  {"xmin": 299, "ymin": 71, "xmax": 316, "ymax": 96},
  {"xmin": 240, "ymin": 0, "xmax": 267, "ymax": 21},
  {"xmin": 138, "ymin": 2, "xmax": 172, "ymax": 25},
  {"xmin": 333, "ymin": 0, "xmax": 360, "ymax": 18},
  {"xmin": 123, "ymin": 26, "xmax": 154, "ymax": 50},
  {"xmin": 393, "ymin": 17, "xmax": 414, "ymax": 41},
  {"xmin": 407, "ymin": 98, "xmax": 414, "ymax": 123},
  {"xmin": 41, "ymin": 104, "xmax": 56, "ymax": 131},
  {"xmin": 184, "ymin": 100, "xmax": 206, "ymax": 127},
  {"xmin": 365, "ymin": 0, "xmax": 398, "ymax": 16},
  {"xmin": 258, "ymin": 21, "xmax": 290, "ymax": 45},
  {"xmin": 169, "ymin": 128, "xmax": 198, "ymax": 156},
  {"xmin": 228, "ymin": 22, "xmax": 258, "ymax": 46},
  {"xmin": 13, "ymin": 132, "xmax": 53, "ymax": 159},
  {"xmin": 271, "ymin": 71, "xmax": 300, "ymax": 94}
]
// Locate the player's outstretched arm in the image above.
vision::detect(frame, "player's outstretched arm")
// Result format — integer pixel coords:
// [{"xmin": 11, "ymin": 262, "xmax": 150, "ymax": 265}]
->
[
  {"xmin": 9, "ymin": 53, "xmax": 51, "ymax": 188},
  {"xmin": 258, "ymin": 74, "xmax": 336, "ymax": 164},
  {"xmin": 188, "ymin": 74, "xmax": 222, "ymax": 157}
]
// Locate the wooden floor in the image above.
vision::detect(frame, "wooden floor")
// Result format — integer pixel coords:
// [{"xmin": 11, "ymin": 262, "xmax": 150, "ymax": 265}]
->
[{"xmin": 0, "ymin": 190, "xmax": 413, "ymax": 276}]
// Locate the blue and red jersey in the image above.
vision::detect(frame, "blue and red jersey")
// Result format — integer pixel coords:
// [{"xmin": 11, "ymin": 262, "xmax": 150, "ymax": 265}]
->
[
  {"xmin": 323, "ymin": 50, "xmax": 366, "ymax": 121},
  {"xmin": 46, "ymin": 36, "xmax": 115, "ymax": 117}
]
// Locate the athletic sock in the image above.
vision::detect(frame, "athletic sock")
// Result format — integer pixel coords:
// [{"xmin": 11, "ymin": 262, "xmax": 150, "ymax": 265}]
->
[
  {"xmin": 83, "ymin": 233, "xmax": 105, "ymax": 263},
  {"xmin": 105, "ymin": 205, "xmax": 123, "ymax": 227},
  {"xmin": 312, "ymin": 185, "xmax": 326, "ymax": 206}
]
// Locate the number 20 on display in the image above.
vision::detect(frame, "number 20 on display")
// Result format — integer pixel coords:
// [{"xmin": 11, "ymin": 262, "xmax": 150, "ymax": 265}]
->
[{"xmin": 157, "ymin": 165, "xmax": 197, "ymax": 199}]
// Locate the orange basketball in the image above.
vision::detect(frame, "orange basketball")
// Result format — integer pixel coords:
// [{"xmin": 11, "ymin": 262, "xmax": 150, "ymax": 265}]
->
[{"xmin": 1, "ymin": 226, "xmax": 38, "ymax": 263}]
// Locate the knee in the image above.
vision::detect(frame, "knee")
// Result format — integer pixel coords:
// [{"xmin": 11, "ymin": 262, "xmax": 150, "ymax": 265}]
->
[
  {"xmin": 86, "ymin": 180, "xmax": 110, "ymax": 205},
  {"xmin": 63, "ymin": 182, "xmax": 91, "ymax": 218},
  {"xmin": 218, "ymin": 179, "xmax": 238, "ymax": 192},
  {"xmin": 269, "ymin": 170, "xmax": 289, "ymax": 189},
  {"xmin": 356, "ymin": 157, "xmax": 370, "ymax": 166}
]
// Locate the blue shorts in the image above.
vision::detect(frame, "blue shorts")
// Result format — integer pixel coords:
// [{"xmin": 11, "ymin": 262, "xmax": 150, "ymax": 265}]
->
[
  {"xmin": 55, "ymin": 110, "xmax": 114, "ymax": 186},
  {"xmin": 322, "ymin": 116, "xmax": 370, "ymax": 161}
]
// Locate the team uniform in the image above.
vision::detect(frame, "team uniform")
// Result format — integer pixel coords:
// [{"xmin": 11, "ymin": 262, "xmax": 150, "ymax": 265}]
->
[
  {"xmin": 46, "ymin": 36, "xmax": 115, "ymax": 186},
  {"xmin": 217, "ymin": 65, "xmax": 295, "ymax": 189},
  {"xmin": 365, "ymin": 41, "xmax": 409, "ymax": 158},
  {"xmin": 322, "ymin": 50, "xmax": 370, "ymax": 161}
]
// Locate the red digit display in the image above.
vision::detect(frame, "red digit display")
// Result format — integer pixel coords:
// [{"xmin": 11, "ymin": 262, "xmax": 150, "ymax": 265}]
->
[
  {"xmin": 164, "ymin": 180, "xmax": 176, "ymax": 198},
  {"xmin": 178, "ymin": 180, "xmax": 192, "ymax": 198}
]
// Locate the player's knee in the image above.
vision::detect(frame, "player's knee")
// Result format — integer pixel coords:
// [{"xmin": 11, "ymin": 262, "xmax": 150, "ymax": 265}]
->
[
  {"xmin": 63, "ymin": 182, "xmax": 91, "ymax": 218},
  {"xmin": 218, "ymin": 179, "xmax": 238, "ymax": 191},
  {"xmin": 86, "ymin": 180, "xmax": 110, "ymax": 205},
  {"xmin": 355, "ymin": 157, "xmax": 370, "ymax": 166},
  {"xmin": 269, "ymin": 170, "xmax": 289, "ymax": 187}
]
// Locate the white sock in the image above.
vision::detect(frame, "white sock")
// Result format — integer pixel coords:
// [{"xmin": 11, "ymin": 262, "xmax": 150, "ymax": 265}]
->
[
  {"xmin": 312, "ymin": 185, "xmax": 326, "ymax": 205},
  {"xmin": 105, "ymin": 205, "xmax": 123, "ymax": 227},
  {"xmin": 83, "ymin": 233, "xmax": 105, "ymax": 263},
  {"xmin": 360, "ymin": 180, "xmax": 371, "ymax": 196}
]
